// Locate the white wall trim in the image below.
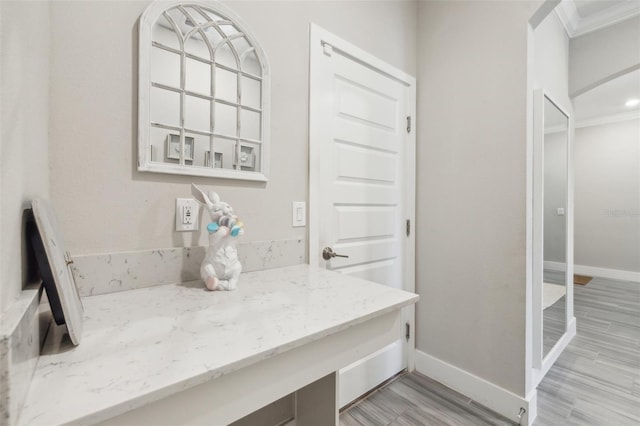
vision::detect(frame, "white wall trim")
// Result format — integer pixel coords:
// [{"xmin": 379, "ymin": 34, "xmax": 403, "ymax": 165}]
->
[
  {"xmin": 531, "ymin": 88, "xmax": 546, "ymax": 371},
  {"xmin": 554, "ymin": 1, "xmax": 579, "ymax": 37},
  {"xmin": 575, "ymin": 110, "xmax": 640, "ymax": 129},
  {"xmin": 414, "ymin": 351, "xmax": 536, "ymax": 425},
  {"xmin": 575, "ymin": 265, "xmax": 640, "ymax": 283},
  {"xmin": 555, "ymin": 0, "xmax": 640, "ymax": 38},
  {"xmin": 545, "ymin": 261, "xmax": 640, "ymax": 282},
  {"xmin": 525, "ymin": 21, "xmax": 536, "ymax": 399},
  {"xmin": 543, "ymin": 260, "xmax": 567, "ymax": 272}
]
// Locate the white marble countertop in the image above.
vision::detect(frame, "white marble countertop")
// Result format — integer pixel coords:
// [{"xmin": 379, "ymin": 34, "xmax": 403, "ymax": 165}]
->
[{"xmin": 18, "ymin": 265, "xmax": 418, "ymax": 425}]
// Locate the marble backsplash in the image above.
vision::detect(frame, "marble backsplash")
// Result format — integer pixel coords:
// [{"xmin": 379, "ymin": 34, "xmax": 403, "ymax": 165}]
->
[
  {"xmin": 71, "ymin": 238, "xmax": 306, "ymax": 297},
  {"xmin": 0, "ymin": 238, "xmax": 305, "ymax": 424}
]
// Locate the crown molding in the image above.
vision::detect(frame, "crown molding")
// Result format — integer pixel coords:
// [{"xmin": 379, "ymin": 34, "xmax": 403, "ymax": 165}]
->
[
  {"xmin": 576, "ymin": 109, "xmax": 640, "ymax": 129},
  {"xmin": 555, "ymin": 0, "xmax": 640, "ymax": 38},
  {"xmin": 555, "ymin": 0, "xmax": 580, "ymax": 37}
]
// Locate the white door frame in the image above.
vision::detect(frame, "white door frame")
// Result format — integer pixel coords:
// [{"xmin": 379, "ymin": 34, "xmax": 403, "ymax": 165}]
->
[{"xmin": 308, "ymin": 24, "xmax": 417, "ymax": 372}]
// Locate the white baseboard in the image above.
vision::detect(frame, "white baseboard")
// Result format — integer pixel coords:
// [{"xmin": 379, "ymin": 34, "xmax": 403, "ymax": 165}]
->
[
  {"xmin": 543, "ymin": 261, "xmax": 566, "ymax": 272},
  {"xmin": 574, "ymin": 265, "xmax": 640, "ymax": 283},
  {"xmin": 543, "ymin": 262, "xmax": 640, "ymax": 282},
  {"xmin": 525, "ymin": 388, "xmax": 537, "ymax": 426},
  {"xmin": 414, "ymin": 350, "xmax": 536, "ymax": 425}
]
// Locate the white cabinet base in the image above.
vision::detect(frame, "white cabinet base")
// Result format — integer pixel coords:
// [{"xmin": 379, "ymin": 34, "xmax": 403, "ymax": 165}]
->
[{"xmin": 97, "ymin": 310, "xmax": 402, "ymax": 426}]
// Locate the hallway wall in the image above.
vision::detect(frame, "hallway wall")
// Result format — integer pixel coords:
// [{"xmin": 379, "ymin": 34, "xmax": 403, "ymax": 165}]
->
[
  {"xmin": 416, "ymin": 0, "xmax": 542, "ymax": 398},
  {"xmin": 574, "ymin": 118, "xmax": 640, "ymax": 274},
  {"xmin": 48, "ymin": 0, "xmax": 417, "ymax": 255}
]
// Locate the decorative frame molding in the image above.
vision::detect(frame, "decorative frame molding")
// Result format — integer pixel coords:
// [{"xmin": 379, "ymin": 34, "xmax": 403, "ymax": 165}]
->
[
  {"xmin": 575, "ymin": 109, "xmax": 640, "ymax": 129},
  {"xmin": 555, "ymin": 0, "xmax": 640, "ymax": 38},
  {"xmin": 138, "ymin": 0, "xmax": 270, "ymax": 181}
]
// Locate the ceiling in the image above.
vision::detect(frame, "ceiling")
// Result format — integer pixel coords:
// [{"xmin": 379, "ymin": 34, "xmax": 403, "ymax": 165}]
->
[
  {"xmin": 574, "ymin": 0, "xmax": 631, "ymax": 18},
  {"xmin": 574, "ymin": 69, "xmax": 640, "ymax": 123},
  {"xmin": 555, "ymin": 1, "xmax": 640, "ymax": 123}
]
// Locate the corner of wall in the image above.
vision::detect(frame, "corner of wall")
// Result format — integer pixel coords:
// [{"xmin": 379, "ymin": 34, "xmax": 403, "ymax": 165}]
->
[
  {"xmin": 0, "ymin": 0, "xmax": 51, "ymax": 314},
  {"xmin": 414, "ymin": 350, "xmax": 534, "ymax": 425}
]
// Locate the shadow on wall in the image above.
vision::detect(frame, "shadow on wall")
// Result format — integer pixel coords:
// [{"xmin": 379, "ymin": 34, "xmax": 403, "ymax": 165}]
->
[{"xmin": 22, "ymin": 208, "xmax": 40, "ymax": 291}]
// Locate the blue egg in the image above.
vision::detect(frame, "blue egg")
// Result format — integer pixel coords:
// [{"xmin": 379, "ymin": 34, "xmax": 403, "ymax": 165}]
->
[{"xmin": 207, "ymin": 222, "xmax": 219, "ymax": 233}]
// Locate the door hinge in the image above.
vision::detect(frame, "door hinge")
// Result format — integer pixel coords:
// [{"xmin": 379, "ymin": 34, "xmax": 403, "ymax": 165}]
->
[
  {"xmin": 323, "ymin": 42, "xmax": 333, "ymax": 57},
  {"xmin": 406, "ymin": 116, "xmax": 411, "ymax": 133},
  {"xmin": 405, "ymin": 322, "xmax": 410, "ymax": 342},
  {"xmin": 406, "ymin": 219, "xmax": 410, "ymax": 237}
]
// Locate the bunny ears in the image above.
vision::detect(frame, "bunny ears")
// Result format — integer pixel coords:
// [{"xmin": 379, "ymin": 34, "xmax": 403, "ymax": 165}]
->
[
  {"xmin": 191, "ymin": 184, "xmax": 243, "ymax": 237},
  {"xmin": 191, "ymin": 183, "xmax": 220, "ymax": 209}
]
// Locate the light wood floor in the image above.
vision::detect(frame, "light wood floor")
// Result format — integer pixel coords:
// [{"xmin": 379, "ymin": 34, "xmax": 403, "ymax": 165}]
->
[{"xmin": 340, "ymin": 276, "xmax": 640, "ymax": 425}]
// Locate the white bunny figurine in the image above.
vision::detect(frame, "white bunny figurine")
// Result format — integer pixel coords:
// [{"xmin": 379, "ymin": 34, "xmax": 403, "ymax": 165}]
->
[{"xmin": 191, "ymin": 184, "xmax": 244, "ymax": 291}]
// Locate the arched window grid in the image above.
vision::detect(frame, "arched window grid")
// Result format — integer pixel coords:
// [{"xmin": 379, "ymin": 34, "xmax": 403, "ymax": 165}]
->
[{"xmin": 148, "ymin": 3, "xmax": 264, "ymax": 171}]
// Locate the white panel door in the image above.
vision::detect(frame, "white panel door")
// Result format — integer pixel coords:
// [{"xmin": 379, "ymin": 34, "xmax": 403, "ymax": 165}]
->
[{"xmin": 309, "ymin": 25, "xmax": 416, "ymax": 408}]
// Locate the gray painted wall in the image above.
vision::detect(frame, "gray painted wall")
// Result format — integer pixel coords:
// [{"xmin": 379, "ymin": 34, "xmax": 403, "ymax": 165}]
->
[
  {"xmin": 569, "ymin": 15, "xmax": 640, "ymax": 97},
  {"xmin": 0, "ymin": 1, "xmax": 51, "ymax": 313},
  {"xmin": 48, "ymin": 0, "xmax": 417, "ymax": 255},
  {"xmin": 574, "ymin": 119, "xmax": 640, "ymax": 273},
  {"xmin": 416, "ymin": 0, "xmax": 541, "ymax": 397},
  {"xmin": 569, "ymin": 16, "xmax": 640, "ymax": 276},
  {"xmin": 534, "ymin": 11, "xmax": 570, "ymax": 107}
]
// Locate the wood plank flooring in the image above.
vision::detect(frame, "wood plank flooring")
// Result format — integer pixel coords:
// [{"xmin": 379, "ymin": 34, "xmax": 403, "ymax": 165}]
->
[
  {"xmin": 535, "ymin": 276, "xmax": 640, "ymax": 425},
  {"xmin": 340, "ymin": 372, "xmax": 514, "ymax": 426},
  {"xmin": 340, "ymin": 275, "xmax": 640, "ymax": 425}
]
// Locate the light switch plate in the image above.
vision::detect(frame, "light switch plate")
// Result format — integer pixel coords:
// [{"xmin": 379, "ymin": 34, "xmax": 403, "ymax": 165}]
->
[
  {"xmin": 292, "ymin": 201, "xmax": 306, "ymax": 227},
  {"xmin": 176, "ymin": 198, "xmax": 199, "ymax": 231}
]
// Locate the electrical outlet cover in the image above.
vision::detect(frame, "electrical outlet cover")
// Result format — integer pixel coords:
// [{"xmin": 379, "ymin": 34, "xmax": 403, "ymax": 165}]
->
[{"xmin": 176, "ymin": 198, "xmax": 199, "ymax": 231}]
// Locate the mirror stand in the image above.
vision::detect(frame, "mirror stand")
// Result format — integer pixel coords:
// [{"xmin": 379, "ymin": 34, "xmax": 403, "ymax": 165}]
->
[{"xmin": 531, "ymin": 88, "xmax": 576, "ymax": 383}]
